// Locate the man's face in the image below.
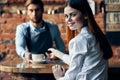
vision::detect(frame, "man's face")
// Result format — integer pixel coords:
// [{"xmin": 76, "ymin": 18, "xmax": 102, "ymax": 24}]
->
[{"xmin": 27, "ymin": 4, "xmax": 43, "ymax": 23}]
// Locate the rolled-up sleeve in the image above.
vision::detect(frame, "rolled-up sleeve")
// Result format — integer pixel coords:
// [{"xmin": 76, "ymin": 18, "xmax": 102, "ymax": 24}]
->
[{"xmin": 15, "ymin": 25, "xmax": 26, "ymax": 58}]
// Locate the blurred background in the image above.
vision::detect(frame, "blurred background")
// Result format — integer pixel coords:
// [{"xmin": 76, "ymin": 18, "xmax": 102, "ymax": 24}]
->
[{"xmin": 0, "ymin": 0, "xmax": 120, "ymax": 80}]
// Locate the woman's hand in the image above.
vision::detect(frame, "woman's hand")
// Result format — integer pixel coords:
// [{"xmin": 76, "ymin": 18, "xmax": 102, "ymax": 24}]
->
[
  {"xmin": 46, "ymin": 48, "xmax": 64, "ymax": 60},
  {"xmin": 52, "ymin": 64, "xmax": 65, "ymax": 79},
  {"xmin": 46, "ymin": 48, "xmax": 57, "ymax": 59}
]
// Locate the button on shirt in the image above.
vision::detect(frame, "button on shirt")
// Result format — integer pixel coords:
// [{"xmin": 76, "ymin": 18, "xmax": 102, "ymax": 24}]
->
[{"xmin": 60, "ymin": 27, "xmax": 108, "ymax": 80}]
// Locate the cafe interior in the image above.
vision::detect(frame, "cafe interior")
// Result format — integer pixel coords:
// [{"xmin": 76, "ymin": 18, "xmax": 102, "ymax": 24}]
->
[{"xmin": 0, "ymin": 0, "xmax": 120, "ymax": 80}]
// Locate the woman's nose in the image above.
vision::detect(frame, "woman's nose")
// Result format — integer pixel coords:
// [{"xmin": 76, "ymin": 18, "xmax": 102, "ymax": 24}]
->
[{"xmin": 67, "ymin": 16, "xmax": 72, "ymax": 22}]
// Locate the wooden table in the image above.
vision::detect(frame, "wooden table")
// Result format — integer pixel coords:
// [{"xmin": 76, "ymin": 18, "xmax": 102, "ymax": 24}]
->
[
  {"xmin": 0, "ymin": 59, "xmax": 68, "ymax": 80},
  {"xmin": 1, "ymin": 59, "xmax": 120, "ymax": 80}
]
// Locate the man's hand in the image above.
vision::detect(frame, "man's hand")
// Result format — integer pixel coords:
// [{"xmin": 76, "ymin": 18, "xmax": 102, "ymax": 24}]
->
[{"xmin": 24, "ymin": 52, "xmax": 32, "ymax": 63}]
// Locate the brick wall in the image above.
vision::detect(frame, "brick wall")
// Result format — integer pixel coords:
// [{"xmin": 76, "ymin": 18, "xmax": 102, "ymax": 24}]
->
[{"xmin": 0, "ymin": 13, "xmax": 27, "ymax": 60}]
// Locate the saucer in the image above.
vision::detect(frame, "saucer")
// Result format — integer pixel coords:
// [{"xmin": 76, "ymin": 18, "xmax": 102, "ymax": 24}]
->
[{"xmin": 29, "ymin": 60, "xmax": 47, "ymax": 64}]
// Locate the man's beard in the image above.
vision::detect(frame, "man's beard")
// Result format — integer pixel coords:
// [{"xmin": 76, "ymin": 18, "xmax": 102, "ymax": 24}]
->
[{"xmin": 31, "ymin": 17, "xmax": 42, "ymax": 23}]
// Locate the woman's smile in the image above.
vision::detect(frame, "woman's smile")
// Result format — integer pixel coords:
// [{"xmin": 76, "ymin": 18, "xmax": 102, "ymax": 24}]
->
[{"xmin": 68, "ymin": 22, "xmax": 75, "ymax": 27}]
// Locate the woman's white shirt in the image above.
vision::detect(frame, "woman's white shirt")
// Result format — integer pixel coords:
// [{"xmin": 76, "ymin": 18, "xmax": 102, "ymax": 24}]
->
[{"xmin": 59, "ymin": 27, "xmax": 108, "ymax": 80}]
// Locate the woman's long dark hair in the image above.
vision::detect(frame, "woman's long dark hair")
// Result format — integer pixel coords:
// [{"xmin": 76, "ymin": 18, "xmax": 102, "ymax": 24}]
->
[{"xmin": 65, "ymin": 0, "xmax": 113, "ymax": 59}]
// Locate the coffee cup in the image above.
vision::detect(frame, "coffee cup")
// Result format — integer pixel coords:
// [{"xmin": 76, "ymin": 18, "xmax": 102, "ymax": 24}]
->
[{"xmin": 32, "ymin": 54, "xmax": 45, "ymax": 62}]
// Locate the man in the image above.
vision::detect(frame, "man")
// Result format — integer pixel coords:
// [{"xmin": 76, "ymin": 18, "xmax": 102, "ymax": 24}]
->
[{"xmin": 15, "ymin": 0, "xmax": 65, "ymax": 62}]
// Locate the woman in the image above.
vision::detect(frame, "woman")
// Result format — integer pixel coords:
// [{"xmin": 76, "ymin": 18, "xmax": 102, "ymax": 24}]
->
[{"xmin": 47, "ymin": 0, "xmax": 113, "ymax": 80}]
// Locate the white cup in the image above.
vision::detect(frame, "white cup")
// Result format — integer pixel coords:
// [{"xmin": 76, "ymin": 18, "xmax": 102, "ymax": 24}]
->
[{"xmin": 32, "ymin": 54, "xmax": 45, "ymax": 62}]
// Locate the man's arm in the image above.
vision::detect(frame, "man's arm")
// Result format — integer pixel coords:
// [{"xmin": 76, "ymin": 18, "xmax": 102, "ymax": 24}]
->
[{"xmin": 15, "ymin": 24, "xmax": 26, "ymax": 58}]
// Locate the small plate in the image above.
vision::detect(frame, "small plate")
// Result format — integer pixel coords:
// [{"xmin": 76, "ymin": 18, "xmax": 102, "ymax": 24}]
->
[{"xmin": 29, "ymin": 60, "xmax": 47, "ymax": 64}]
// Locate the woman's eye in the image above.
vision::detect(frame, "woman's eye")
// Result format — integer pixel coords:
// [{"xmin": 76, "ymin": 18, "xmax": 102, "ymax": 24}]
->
[
  {"xmin": 64, "ymin": 15, "xmax": 68, "ymax": 18},
  {"xmin": 71, "ymin": 13, "xmax": 76, "ymax": 17}
]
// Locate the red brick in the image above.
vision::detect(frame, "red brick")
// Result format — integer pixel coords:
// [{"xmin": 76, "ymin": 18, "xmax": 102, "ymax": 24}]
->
[
  {"xmin": 1, "ymin": 13, "xmax": 12, "ymax": 18},
  {"xmin": 0, "ymin": 44, "xmax": 6, "ymax": 50},
  {"xmin": 0, "ymin": 33, "xmax": 15, "ymax": 40},
  {"xmin": 0, "ymin": 19, "xmax": 7, "ymax": 24},
  {"xmin": 2, "ymin": 29, "xmax": 13, "ymax": 33},
  {"xmin": 7, "ymin": 44, "xmax": 15, "ymax": 49},
  {"xmin": 6, "ymin": 18, "xmax": 20, "ymax": 24},
  {"xmin": 13, "ymin": 13, "xmax": 21, "ymax": 17},
  {"xmin": 1, "ymin": 23, "xmax": 16, "ymax": 31}
]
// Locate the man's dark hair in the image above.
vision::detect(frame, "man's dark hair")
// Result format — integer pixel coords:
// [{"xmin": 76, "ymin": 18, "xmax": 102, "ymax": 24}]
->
[{"xmin": 25, "ymin": 0, "xmax": 44, "ymax": 12}]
